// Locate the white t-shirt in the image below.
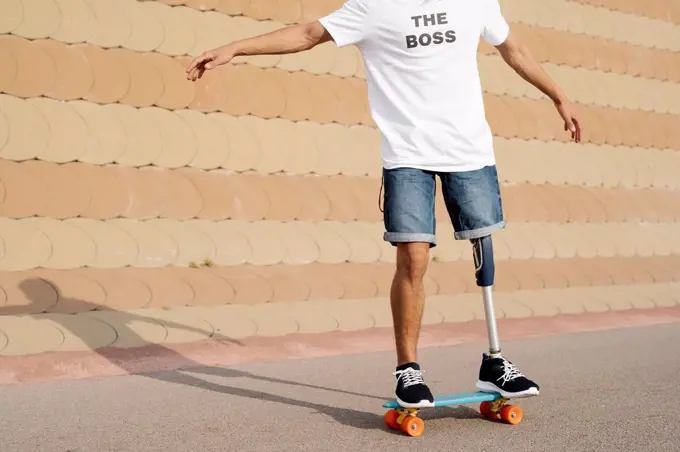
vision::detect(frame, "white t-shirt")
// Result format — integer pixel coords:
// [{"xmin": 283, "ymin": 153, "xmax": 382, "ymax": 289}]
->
[{"xmin": 318, "ymin": 0, "xmax": 510, "ymax": 172}]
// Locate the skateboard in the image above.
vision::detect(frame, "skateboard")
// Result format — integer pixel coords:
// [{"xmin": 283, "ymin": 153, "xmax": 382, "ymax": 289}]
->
[{"xmin": 383, "ymin": 391, "xmax": 523, "ymax": 437}]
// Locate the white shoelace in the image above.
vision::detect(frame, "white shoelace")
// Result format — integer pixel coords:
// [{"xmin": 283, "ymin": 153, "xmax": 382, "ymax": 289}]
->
[
  {"xmin": 497, "ymin": 359, "xmax": 525, "ymax": 384},
  {"xmin": 394, "ymin": 367, "xmax": 425, "ymax": 388}
]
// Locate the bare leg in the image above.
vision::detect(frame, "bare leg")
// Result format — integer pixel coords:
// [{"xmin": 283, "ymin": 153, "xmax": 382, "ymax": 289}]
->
[{"xmin": 390, "ymin": 242, "xmax": 430, "ymax": 366}]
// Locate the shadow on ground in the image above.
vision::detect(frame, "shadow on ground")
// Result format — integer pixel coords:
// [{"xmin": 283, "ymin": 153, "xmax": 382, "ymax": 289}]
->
[{"xmin": 0, "ymin": 278, "xmax": 481, "ymax": 431}]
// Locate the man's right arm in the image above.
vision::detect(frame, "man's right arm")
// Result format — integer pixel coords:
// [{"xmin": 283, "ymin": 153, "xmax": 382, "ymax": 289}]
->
[{"xmin": 186, "ymin": 21, "xmax": 332, "ymax": 81}]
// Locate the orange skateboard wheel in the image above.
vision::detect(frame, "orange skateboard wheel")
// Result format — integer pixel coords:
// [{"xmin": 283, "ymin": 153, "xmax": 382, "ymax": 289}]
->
[
  {"xmin": 400, "ymin": 416, "xmax": 425, "ymax": 437},
  {"xmin": 384, "ymin": 409, "xmax": 400, "ymax": 430},
  {"xmin": 479, "ymin": 401, "xmax": 492, "ymax": 418},
  {"xmin": 500, "ymin": 405, "xmax": 523, "ymax": 425}
]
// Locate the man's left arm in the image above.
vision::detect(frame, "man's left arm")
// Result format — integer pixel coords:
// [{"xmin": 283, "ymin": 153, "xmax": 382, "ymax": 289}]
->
[{"xmin": 495, "ymin": 32, "xmax": 582, "ymax": 143}]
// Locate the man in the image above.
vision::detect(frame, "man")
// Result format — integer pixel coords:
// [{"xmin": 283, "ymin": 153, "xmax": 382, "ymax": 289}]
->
[{"xmin": 187, "ymin": 0, "xmax": 581, "ymax": 409}]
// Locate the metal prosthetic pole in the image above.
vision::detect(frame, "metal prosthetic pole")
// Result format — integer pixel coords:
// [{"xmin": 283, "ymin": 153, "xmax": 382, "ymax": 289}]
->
[{"xmin": 472, "ymin": 236, "xmax": 501, "ymax": 357}]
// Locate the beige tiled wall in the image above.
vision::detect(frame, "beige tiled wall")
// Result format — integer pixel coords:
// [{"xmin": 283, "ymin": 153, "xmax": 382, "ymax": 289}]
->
[{"xmin": 1, "ymin": 0, "xmax": 679, "ymax": 315}]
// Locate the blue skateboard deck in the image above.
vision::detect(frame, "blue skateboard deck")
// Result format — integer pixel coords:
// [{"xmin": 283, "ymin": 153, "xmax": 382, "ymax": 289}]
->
[
  {"xmin": 383, "ymin": 391, "xmax": 502, "ymax": 409},
  {"xmin": 383, "ymin": 391, "xmax": 524, "ymax": 436}
]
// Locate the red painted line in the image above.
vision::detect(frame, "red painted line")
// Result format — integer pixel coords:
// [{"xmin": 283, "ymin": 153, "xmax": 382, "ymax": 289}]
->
[{"xmin": 0, "ymin": 306, "xmax": 679, "ymax": 386}]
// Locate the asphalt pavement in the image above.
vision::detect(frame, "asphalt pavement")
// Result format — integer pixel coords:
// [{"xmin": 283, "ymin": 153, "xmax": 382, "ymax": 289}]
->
[{"xmin": 1, "ymin": 323, "xmax": 678, "ymax": 452}]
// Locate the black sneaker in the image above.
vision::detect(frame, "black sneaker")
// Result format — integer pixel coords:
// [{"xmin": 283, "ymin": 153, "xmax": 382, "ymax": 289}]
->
[
  {"xmin": 393, "ymin": 362, "xmax": 435, "ymax": 408},
  {"xmin": 476, "ymin": 353, "xmax": 539, "ymax": 398}
]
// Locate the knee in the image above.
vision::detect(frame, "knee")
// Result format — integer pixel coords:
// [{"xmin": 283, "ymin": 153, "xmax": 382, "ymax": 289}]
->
[{"xmin": 395, "ymin": 243, "xmax": 430, "ymax": 283}]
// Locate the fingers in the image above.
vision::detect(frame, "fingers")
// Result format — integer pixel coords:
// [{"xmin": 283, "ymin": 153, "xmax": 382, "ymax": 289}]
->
[
  {"xmin": 572, "ymin": 117, "xmax": 581, "ymax": 143},
  {"xmin": 185, "ymin": 53, "xmax": 214, "ymax": 81},
  {"xmin": 565, "ymin": 117, "xmax": 581, "ymax": 143}
]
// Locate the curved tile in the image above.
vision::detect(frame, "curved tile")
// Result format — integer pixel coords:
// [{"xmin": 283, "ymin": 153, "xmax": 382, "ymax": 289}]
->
[
  {"xmin": 0, "ymin": 316, "xmax": 64, "ymax": 356},
  {"xmin": 314, "ymin": 122, "xmax": 350, "ymax": 176},
  {"xmin": 295, "ymin": 221, "xmax": 351, "ymax": 264},
  {"xmin": 12, "ymin": 0, "xmax": 61, "ymax": 39},
  {"xmin": 182, "ymin": 305, "xmax": 256, "ymax": 339},
  {"xmin": 147, "ymin": 218, "xmax": 216, "ymax": 267},
  {"xmin": 279, "ymin": 222, "xmax": 320, "ymax": 265},
  {"xmin": 169, "ymin": 267, "xmax": 235, "ymax": 306},
  {"xmin": 177, "ymin": 110, "xmax": 228, "ymax": 169},
  {"xmin": 79, "ymin": 267, "xmax": 152, "ymax": 310},
  {"xmin": 81, "ymin": 310, "xmax": 164, "ymax": 348},
  {"xmin": 28, "ymin": 97, "xmax": 89, "ymax": 163},
  {"xmin": 37, "ymin": 268, "xmax": 106, "ymax": 313},
  {"xmin": 188, "ymin": 219, "xmax": 252, "ymax": 266},
  {"xmin": 118, "ymin": 165, "xmax": 166, "ymax": 220},
  {"xmin": 33, "ymin": 40, "xmax": 94, "ymax": 102},
  {"xmin": 211, "ymin": 64, "xmax": 251, "ymax": 116},
  {"xmin": 131, "ymin": 307, "xmax": 212, "ymax": 343},
  {"xmin": 177, "ymin": 167, "xmax": 234, "ymax": 221},
  {"xmin": 427, "ymin": 262, "xmax": 469, "ymax": 295},
  {"xmin": 79, "ymin": 44, "xmax": 130, "ymax": 104},
  {"xmin": 226, "ymin": 172, "xmax": 269, "ymax": 220},
  {"xmin": 141, "ymin": 279, "xmax": 199, "ymax": 320},
  {"xmin": 270, "ymin": 69, "xmax": 314, "ymax": 122},
  {"xmin": 317, "ymin": 175, "xmax": 360, "ymax": 221},
  {"xmin": 39, "ymin": 312, "xmax": 118, "ymax": 351},
  {"xmin": 295, "ymin": 175, "xmax": 331, "ymax": 221},
  {"xmin": 243, "ymin": 116, "xmax": 292, "ymax": 174},
  {"xmin": 1, "ymin": 35, "xmax": 56, "ymax": 98},
  {"xmin": 51, "ymin": 0, "xmax": 98, "ymax": 44},
  {"xmin": 332, "ymin": 76, "xmax": 365, "ymax": 126},
  {"xmin": 212, "ymin": 265, "xmax": 273, "ymax": 305},
  {"xmin": 0, "ymin": 159, "xmax": 48, "ymax": 218},
  {"xmin": 31, "ymin": 160, "xmax": 91, "ymax": 219},
  {"xmin": 157, "ymin": 4, "xmax": 197, "ymax": 55},
  {"xmin": 248, "ymin": 67, "xmax": 287, "ymax": 119},
  {"xmin": 70, "ymin": 101, "xmax": 127, "ymax": 165},
  {"xmin": 520, "ymin": 223, "xmax": 556, "ymax": 260},
  {"xmin": 152, "ymin": 167, "xmax": 204, "ymax": 220},
  {"xmin": 350, "ymin": 176, "xmax": 382, "ymax": 222},
  {"xmin": 109, "ymin": 219, "xmax": 178, "ymax": 267},
  {"xmin": 124, "ymin": 0, "xmax": 165, "ymax": 52},
  {"xmin": 109, "ymin": 104, "xmax": 163, "ymax": 167},
  {"xmin": 325, "ymin": 221, "xmax": 381, "ymax": 264},
  {"xmin": 282, "ymin": 121, "xmax": 320, "ymax": 175},
  {"xmin": 85, "ymin": 0, "xmax": 132, "ymax": 48},
  {"xmin": 296, "ymin": 263, "xmax": 344, "ymax": 300},
  {"xmin": 337, "ymin": 265, "xmax": 379, "ymax": 299},
  {"xmin": 0, "ymin": 271, "xmax": 59, "ymax": 315},
  {"xmin": 147, "ymin": 107, "xmax": 199, "ymax": 168},
  {"xmin": 253, "ymin": 266, "xmax": 310, "ymax": 303},
  {"xmin": 212, "ymin": 114, "xmax": 261, "ymax": 172},
  {"xmin": 113, "ymin": 48, "xmax": 165, "ymax": 108},
  {"xmin": 259, "ymin": 173, "xmax": 302, "ymax": 221},
  {"xmin": 66, "ymin": 218, "xmax": 139, "ymax": 268},
  {"xmin": 0, "ymin": 218, "xmax": 52, "ymax": 271},
  {"xmin": 234, "ymin": 220, "xmax": 287, "ymax": 266},
  {"xmin": 149, "ymin": 53, "xmax": 196, "ymax": 110},
  {"xmin": 303, "ymin": 71, "xmax": 341, "ymax": 125},
  {"xmin": 0, "ymin": 46, "xmax": 17, "ymax": 94},
  {"xmin": 0, "ymin": 0, "xmax": 23, "ymax": 33},
  {"xmin": 79, "ymin": 164, "xmax": 128, "ymax": 219}
]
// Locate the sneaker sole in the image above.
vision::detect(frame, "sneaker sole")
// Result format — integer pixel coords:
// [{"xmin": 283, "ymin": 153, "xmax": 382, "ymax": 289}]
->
[
  {"xmin": 395, "ymin": 396, "xmax": 435, "ymax": 409},
  {"xmin": 475, "ymin": 380, "xmax": 539, "ymax": 399}
]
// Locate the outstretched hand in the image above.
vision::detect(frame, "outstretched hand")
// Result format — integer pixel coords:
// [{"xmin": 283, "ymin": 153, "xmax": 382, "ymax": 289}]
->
[
  {"xmin": 555, "ymin": 99, "xmax": 581, "ymax": 143},
  {"xmin": 186, "ymin": 48, "xmax": 234, "ymax": 81}
]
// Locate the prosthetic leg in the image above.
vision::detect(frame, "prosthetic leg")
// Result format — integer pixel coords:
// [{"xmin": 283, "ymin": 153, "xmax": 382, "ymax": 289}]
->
[
  {"xmin": 472, "ymin": 235, "xmax": 501, "ymax": 357},
  {"xmin": 383, "ymin": 234, "xmax": 527, "ymax": 436}
]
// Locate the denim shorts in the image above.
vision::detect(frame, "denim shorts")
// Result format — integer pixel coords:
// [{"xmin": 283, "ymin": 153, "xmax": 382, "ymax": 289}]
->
[{"xmin": 381, "ymin": 165, "xmax": 505, "ymax": 247}]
